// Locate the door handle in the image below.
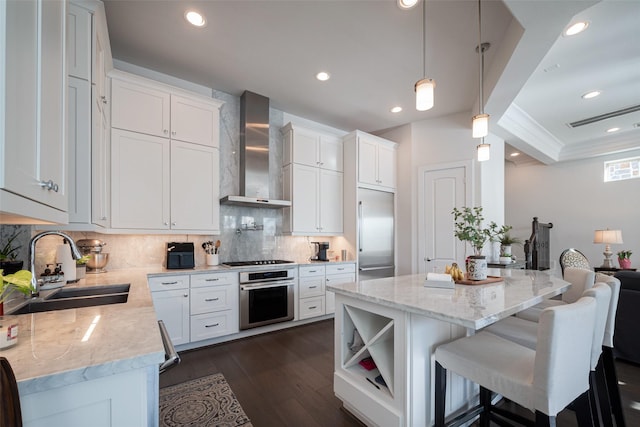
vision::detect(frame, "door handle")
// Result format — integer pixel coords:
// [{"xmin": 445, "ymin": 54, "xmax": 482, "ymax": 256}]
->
[
  {"xmin": 359, "ymin": 265, "xmax": 394, "ymax": 272},
  {"xmin": 358, "ymin": 201, "xmax": 363, "ymax": 252}
]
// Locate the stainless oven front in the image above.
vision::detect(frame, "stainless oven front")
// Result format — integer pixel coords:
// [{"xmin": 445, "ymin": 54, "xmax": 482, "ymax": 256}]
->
[{"xmin": 239, "ymin": 269, "xmax": 295, "ymax": 330}]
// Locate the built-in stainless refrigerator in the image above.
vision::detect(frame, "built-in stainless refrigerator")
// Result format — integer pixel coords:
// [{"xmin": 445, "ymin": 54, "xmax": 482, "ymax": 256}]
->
[{"xmin": 358, "ymin": 188, "xmax": 395, "ymax": 281}]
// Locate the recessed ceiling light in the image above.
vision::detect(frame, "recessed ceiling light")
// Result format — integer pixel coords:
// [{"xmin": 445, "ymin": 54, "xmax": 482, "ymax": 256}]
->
[
  {"xmin": 397, "ymin": 0, "xmax": 419, "ymax": 10},
  {"xmin": 606, "ymin": 127, "xmax": 620, "ymax": 133},
  {"xmin": 390, "ymin": 106, "xmax": 402, "ymax": 113},
  {"xmin": 510, "ymin": 152, "xmax": 520, "ymax": 157},
  {"xmin": 316, "ymin": 71, "xmax": 330, "ymax": 81},
  {"xmin": 582, "ymin": 90, "xmax": 601, "ymax": 99},
  {"xmin": 185, "ymin": 10, "xmax": 206, "ymax": 27},
  {"xmin": 564, "ymin": 21, "xmax": 589, "ymax": 36}
]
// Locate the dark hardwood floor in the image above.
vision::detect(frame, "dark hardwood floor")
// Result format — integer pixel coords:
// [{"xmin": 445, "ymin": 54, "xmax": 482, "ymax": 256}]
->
[{"xmin": 160, "ymin": 319, "xmax": 640, "ymax": 426}]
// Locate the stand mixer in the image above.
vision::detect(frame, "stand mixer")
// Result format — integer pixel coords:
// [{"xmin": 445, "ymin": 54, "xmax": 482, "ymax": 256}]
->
[{"xmin": 77, "ymin": 239, "xmax": 109, "ymax": 273}]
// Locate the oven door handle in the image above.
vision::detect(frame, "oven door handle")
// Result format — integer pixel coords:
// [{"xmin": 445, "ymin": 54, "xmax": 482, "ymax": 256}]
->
[{"xmin": 240, "ymin": 281, "xmax": 295, "ymax": 291}]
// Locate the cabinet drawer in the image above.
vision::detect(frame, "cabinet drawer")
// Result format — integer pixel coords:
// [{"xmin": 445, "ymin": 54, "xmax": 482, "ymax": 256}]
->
[
  {"xmin": 148, "ymin": 275, "xmax": 189, "ymax": 292},
  {"xmin": 191, "ymin": 272, "xmax": 238, "ymax": 288},
  {"xmin": 299, "ymin": 296, "xmax": 325, "ymax": 320},
  {"xmin": 190, "ymin": 285, "xmax": 237, "ymax": 315},
  {"xmin": 326, "ymin": 263, "xmax": 356, "ymax": 275},
  {"xmin": 299, "ymin": 277, "xmax": 325, "ymax": 298},
  {"xmin": 299, "ymin": 265, "xmax": 326, "ymax": 277},
  {"xmin": 325, "ymin": 273, "xmax": 356, "ymax": 286},
  {"xmin": 190, "ymin": 311, "xmax": 238, "ymax": 341}
]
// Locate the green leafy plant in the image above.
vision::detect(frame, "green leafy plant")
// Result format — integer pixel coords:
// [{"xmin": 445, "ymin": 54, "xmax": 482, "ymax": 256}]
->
[
  {"xmin": 0, "ymin": 269, "xmax": 33, "ymax": 304},
  {"xmin": 452, "ymin": 206, "xmax": 492, "ymax": 255},
  {"xmin": 617, "ymin": 250, "xmax": 632, "ymax": 260},
  {"xmin": 0, "ymin": 231, "xmax": 22, "ymax": 261},
  {"xmin": 500, "ymin": 232, "xmax": 522, "ymax": 246},
  {"xmin": 487, "ymin": 222, "xmax": 512, "ymax": 243}
]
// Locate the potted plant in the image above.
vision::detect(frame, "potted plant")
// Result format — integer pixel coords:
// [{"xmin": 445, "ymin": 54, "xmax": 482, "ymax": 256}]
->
[
  {"xmin": 487, "ymin": 223, "xmax": 512, "ymax": 263},
  {"xmin": 76, "ymin": 255, "xmax": 91, "ymax": 280},
  {"xmin": 617, "ymin": 250, "xmax": 632, "ymax": 269},
  {"xmin": 500, "ymin": 233, "xmax": 522, "ymax": 259},
  {"xmin": 0, "ymin": 231, "xmax": 24, "ymax": 275},
  {"xmin": 0, "ymin": 269, "xmax": 33, "ymax": 316},
  {"xmin": 452, "ymin": 206, "xmax": 491, "ymax": 280}
]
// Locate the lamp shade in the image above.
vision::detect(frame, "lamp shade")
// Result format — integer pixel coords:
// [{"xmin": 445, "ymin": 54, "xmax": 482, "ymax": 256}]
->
[
  {"xmin": 415, "ymin": 78, "xmax": 435, "ymax": 111},
  {"xmin": 593, "ymin": 229, "xmax": 623, "ymax": 244},
  {"xmin": 472, "ymin": 113, "xmax": 490, "ymax": 138},
  {"xmin": 477, "ymin": 143, "xmax": 490, "ymax": 162}
]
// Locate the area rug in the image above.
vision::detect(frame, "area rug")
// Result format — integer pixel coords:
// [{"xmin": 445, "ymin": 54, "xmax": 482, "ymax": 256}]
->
[{"xmin": 159, "ymin": 373, "xmax": 253, "ymax": 427}]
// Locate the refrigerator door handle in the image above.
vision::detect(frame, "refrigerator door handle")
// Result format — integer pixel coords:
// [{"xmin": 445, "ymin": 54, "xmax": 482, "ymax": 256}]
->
[
  {"xmin": 359, "ymin": 265, "xmax": 395, "ymax": 272},
  {"xmin": 358, "ymin": 201, "xmax": 363, "ymax": 252}
]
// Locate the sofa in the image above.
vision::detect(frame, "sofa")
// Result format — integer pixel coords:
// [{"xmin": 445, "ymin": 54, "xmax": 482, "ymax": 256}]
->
[{"xmin": 613, "ymin": 270, "xmax": 640, "ymax": 364}]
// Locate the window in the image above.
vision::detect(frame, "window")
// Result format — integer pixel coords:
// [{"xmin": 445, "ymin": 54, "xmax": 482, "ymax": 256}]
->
[{"xmin": 604, "ymin": 157, "xmax": 640, "ymax": 182}]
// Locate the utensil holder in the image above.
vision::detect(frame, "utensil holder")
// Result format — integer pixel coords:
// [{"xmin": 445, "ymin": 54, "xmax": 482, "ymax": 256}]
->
[{"xmin": 206, "ymin": 254, "xmax": 219, "ymax": 266}]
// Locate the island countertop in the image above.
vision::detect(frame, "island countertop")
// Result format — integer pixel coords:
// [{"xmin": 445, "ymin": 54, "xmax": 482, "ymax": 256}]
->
[
  {"xmin": 2, "ymin": 268, "xmax": 165, "ymax": 396},
  {"xmin": 326, "ymin": 268, "xmax": 571, "ymax": 329}
]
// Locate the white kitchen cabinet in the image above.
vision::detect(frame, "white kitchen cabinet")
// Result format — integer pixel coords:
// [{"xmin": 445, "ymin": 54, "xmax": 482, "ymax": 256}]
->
[
  {"xmin": 348, "ymin": 131, "xmax": 397, "ymax": 191},
  {"xmin": 0, "ymin": 0, "xmax": 68, "ymax": 223},
  {"xmin": 325, "ymin": 263, "xmax": 356, "ymax": 315},
  {"xmin": 111, "ymin": 71, "xmax": 222, "ymax": 148},
  {"xmin": 283, "ymin": 164, "xmax": 343, "ymax": 236},
  {"xmin": 189, "ymin": 272, "xmax": 239, "ymax": 341},
  {"xmin": 111, "ymin": 129, "xmax": 170, "ymax": 230},
  {"xmin": 149, "ymin": 275, "xmax": 190, "ymax": 346},
  {"xmin": 298, "ymin": 265, "xmax": 326, "ymax": 320},
  {"xmin": 66, "ymin": 2, "xmax": 91, "ymax": 80},
  {"xmin": 110, "ymin": 129, "xmax": 220, "ymax": 233},
  {"xmin": 91, "ymin": 85, "xmax": 111, "ymax": 228},
  {"xmin": 67, "ymin": 77, "xmax": 92, "ymax": 223},
  {"xmin": 282, "ymin": 122, "xmax": 343, "ymax": 172}
]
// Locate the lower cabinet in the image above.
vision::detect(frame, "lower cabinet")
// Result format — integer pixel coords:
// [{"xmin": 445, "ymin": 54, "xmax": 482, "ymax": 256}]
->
[
  {"xmin": 298, "ymin": 263, "xmax": 356, "ymax": 319},
  {"xmin": 149, "ymin": 272, "xmax": 239, "ymax": 347}
]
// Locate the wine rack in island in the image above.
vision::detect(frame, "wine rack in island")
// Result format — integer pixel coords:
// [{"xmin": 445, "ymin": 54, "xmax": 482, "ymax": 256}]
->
[{"xmin": 334, "ymin": 296, "xmax": 405, "ymax": 426}]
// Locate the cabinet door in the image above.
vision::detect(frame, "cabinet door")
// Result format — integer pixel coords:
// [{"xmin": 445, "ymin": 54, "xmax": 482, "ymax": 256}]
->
[
  {"xmin": 170, "ymin": 95, "xmax": 220, "ymax": 147},
  {"xmin": 67, "ymin": 77, "xmax": 91, "ymax": 223},
  {"xmin": 170, "ymin": 141, "xmax": 220, "ymax": 232},
  {"xmin": 319, "ymin": 169, "xmax": 343, "ymax": 234},
  {"xmin": 66, "ymin": 3, "xmax": 91, "ymax": 80},
  {"xmin": 290, "ymin": 126, "xmax": 319, "ymax": 167},
  {"xmin": 358, "ymin": 137, "xmax": 378, "ymax": 186},
  {"xmin": 111, "ymin": 78, "xmax": 170, "ymax": 138},
  {"xmin": 291, "ymin": 164, "xmax": 319, "ymax": 233},
  {"xmin": 319, "ymin": 134, "xmax": 343, "ymax": 172},
  {"xmin": 151, "ymin": 289, "xmax": 190, "ymax": 346},
  {"xmin": 377, "ymin": 143, "xmax": 397, "ymax": 189},
  {"xmin": 111, "ymin": 129, "xmax": 170, "ymax": 229},
  {"xmin": 92, "ymin": 93, "xmax": 110, "ymax": 227},
  {"xmin": 325, "ymin": 272, "xmax": 355, "ymax": 314}
]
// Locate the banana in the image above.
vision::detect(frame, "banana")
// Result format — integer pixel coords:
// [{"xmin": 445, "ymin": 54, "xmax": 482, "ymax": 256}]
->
[
  {"xmin": 445, "ymin": 264, "xmax": 452, "ymax": 274},
  {"xmin": 450, "ymin": 263, "xmax": 464, "ymax": 281}
]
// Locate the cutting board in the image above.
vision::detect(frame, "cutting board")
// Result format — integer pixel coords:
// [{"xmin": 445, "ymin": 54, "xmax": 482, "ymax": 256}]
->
[{"xmin": 455, "ymin": 276, "xmax": 504, "ymax": 285}]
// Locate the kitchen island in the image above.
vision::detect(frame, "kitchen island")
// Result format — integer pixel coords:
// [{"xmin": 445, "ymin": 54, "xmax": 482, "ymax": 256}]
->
[{"xmin": 326, "ymin": 269, "xmax": 570, "ymax": 427}]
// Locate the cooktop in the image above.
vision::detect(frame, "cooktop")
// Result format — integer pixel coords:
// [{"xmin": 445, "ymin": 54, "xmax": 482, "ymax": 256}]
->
[{"xmin": 222, "ymin": 260, "xmax": 295, "ymax": 267}]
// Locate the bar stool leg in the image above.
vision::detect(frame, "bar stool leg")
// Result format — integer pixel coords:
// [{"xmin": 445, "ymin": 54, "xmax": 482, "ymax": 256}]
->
[
  {"xmin": 435, "ymin": 362, "xmax": 446, "ymax": 427},
  {"xmin": 573, "ymin": 390, "xmax": 595, "ymax": 427},
  {"xmin": 602, "ymin": 346, "xmax": 626, "ymax": 427}
]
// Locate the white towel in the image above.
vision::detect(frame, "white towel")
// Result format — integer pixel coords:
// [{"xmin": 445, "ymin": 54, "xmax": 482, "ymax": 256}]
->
[{"xmin": 424, "ymin": 273, "xmax": 454, "ymax": 289}]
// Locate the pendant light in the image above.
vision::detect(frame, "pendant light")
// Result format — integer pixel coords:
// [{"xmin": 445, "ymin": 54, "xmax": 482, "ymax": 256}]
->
[
  {"xmin": 415, "ymin": 0, "xmax": 435, "ymax": 111},
  {"xmin": 472, "ymin": 0, "xmax": 490, "ymax": 161}
]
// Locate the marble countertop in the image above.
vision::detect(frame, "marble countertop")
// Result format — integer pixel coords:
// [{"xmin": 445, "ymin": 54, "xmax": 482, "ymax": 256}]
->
[
  {"xmin": 326, "ymin": 269, "xmax": 571, "ymax": 330},
  {"xmin": 2, "ymin": 268, "xmax": 165, "ymax": 396}
]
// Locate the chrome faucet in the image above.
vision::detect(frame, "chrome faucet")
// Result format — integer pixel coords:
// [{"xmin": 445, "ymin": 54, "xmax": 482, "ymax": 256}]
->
[{"xmin": 28, "ymin": 231, "xmax": 82, "ymax": 296}]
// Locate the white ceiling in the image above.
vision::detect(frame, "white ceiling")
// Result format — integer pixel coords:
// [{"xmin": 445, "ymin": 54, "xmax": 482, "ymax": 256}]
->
[{"xmin": 102, "ymin": 0, "xmax": 640, "ymax": 165}]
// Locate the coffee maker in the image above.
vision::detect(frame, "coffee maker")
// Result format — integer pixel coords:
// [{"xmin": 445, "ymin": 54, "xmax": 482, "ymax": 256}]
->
[{"xmin": 311, "ymin": 242, "xmax": 330, "ymax": 261}]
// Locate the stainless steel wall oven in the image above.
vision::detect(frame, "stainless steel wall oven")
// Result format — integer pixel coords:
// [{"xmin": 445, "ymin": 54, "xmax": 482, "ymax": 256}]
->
[{"xmin": 239, "ymin": 268, "xmax": 296, "ymax": 330}]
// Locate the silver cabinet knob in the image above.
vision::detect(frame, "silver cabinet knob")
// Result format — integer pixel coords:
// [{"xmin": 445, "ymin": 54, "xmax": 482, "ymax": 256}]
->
[
  {"xmin": 164, "ymin": 222, "xmax": 169, "ymax": 226},
  {"xmin": 171, "ymin": 131, "xmax": 176, "ymax": 136},
  {"xmin": 39, "ymin": 180, "xmax": 59, "ymax": 192},
  {"xmin": 171, "ymin": 221, "xmax": 176, "ymax": 226},
  {"xmin": 183, "ymin": 293, "xmax": 188, "ymax": 298},
  {"xmin": 163, "ymin": 129, "xmax": 168, "ymax": 135}
]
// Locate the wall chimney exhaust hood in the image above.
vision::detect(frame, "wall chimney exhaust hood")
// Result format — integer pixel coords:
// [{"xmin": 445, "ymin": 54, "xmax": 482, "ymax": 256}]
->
[{"xmin": 220, "ymin": 91, "xmax": 291, "ymax": 208}]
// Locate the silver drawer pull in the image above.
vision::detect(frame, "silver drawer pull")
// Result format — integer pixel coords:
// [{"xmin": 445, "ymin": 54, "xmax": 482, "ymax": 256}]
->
[
  {"xmin": 309, "ymin": 286, "xmax": 317, "ymax": 289},
  {"xmin": 309, "ymin": 306, "xmax": 317, "ymax": 310},
  {"xmin": 183, "ymin": 294, "xmax": 188, "ymax": 297},
  {"xmin": 205, "ymin": 323, "xmax": 219, "ymax": 328},
  {"xmin": 162, "ymin": 281, "xmax": 178, "ymax": 285},
  {"xmin": 205, "ymin": 278, "xmax": 220, "ymax": 281},
  {"xmin": 309, "ymin": 270, "xmax": 317, "ymax": 273},
  {"xmin": 337, "ymin": 268, "xmax": 345, "ymax": 271},
  {"xmin": 204, "ymin": 298, "xmax": 219, "ymax": 302}
]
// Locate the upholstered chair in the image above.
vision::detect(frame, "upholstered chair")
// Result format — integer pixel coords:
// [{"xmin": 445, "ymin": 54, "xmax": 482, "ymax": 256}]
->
[
  {"xmin": 0, "ymin": 357, "xmax": 22, "ymax": 427},
  {"xmin": 517, "ymin": 267, "xmax": 595, "ymax": 322},
  {"xmin": 485, "ymin": 282, "xmax": 618, "ymax": 425},
  {"xmin": 434, "ymin": 296, "xmax": 597, "ymax": 427},
  {"xmin": 559, "ymin": 248, "xmax": 591, "ymax": 275}
]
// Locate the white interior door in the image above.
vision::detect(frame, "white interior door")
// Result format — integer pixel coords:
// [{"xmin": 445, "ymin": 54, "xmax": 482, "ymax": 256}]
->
[{"xmin": 418, "ymin": 164, "xmax": 469, "ymax": 274}]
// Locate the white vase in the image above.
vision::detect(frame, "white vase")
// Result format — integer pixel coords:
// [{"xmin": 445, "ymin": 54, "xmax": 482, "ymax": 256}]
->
[
  {"xmin": 206, "ymin": 254, "xmax": 219, "ymax": 266},
  {"xmin": 501, "ymin": 244, "xmax": 512, "ymax": 257},
  {"xmin": 490, "ymin": 241, "xmax": 501, "ymax": 263},
  {"xmin": 467, "ymin": 255, "xmax": 488, "ymax": 281}
]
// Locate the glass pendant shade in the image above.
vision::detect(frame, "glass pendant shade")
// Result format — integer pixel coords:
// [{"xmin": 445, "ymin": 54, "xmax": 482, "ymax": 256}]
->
[
  {"xmin": 477, "ymin": 143, "xmax": 491, "ymax": 162},
  {"xmin": 415, "ymin": 78, "xmax": 435, "ymax": 111},
  {"xmin": 472, "ymin": 113, "xmax": 489, "ymax": 138}
]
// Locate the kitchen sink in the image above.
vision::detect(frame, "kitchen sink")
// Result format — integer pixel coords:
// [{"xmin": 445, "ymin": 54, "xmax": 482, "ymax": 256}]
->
[{"xmin": 10, "ymin": 284, "xmax": 130, "ymax": 315}]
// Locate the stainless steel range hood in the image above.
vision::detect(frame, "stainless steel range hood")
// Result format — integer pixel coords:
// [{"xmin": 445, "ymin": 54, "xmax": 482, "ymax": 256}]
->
[{"xmin": 220, "ymin": 91, "xmax": 291, "ymax": 208}]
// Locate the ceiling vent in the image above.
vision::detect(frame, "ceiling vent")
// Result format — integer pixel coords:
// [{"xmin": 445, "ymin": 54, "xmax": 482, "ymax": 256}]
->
[{"xmin": 568, "ymin": 104, "xmax": 640, "ymax": 128}]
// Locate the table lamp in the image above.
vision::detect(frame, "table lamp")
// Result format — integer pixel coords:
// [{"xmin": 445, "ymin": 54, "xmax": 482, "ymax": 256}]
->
[{"xmin": 593, "ymin": 229, "xmax": 623, "ymax": 268}]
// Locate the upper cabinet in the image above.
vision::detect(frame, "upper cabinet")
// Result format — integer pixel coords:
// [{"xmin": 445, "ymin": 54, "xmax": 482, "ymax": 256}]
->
[
  {"xmin": 0, "ymin": 0, "xmax": 68, "ymax": 223},
  {"xmin": 282, "ymin": 123, "xmax": 343, "ymax": 172},
  {"xmin": 111, "ymin": 73, "xmax": 221, "ymax": 148},
  {"xmin": 344, "ymin": 131, "xmax": 397, "ymax": 191}
]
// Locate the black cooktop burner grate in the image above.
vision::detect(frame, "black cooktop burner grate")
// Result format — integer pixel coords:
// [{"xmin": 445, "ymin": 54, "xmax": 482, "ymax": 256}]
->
[{"xmin": 222, "ymin": 260, "xmax": 295, "ymax": 267}]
